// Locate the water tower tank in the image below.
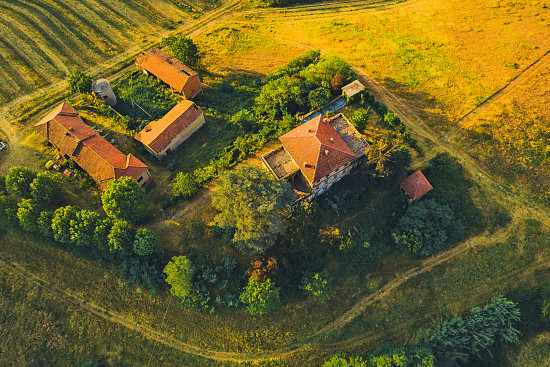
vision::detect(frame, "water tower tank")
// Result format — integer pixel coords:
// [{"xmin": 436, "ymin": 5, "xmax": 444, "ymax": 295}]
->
[{"xmin": 92, "ymin": 79, "xmax": 117, "ymax": 106}]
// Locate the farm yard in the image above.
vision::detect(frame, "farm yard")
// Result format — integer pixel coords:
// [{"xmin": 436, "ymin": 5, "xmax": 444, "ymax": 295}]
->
[{"xmin": 1, "ymin": 0, "xmax": 550, "ymax": 366}]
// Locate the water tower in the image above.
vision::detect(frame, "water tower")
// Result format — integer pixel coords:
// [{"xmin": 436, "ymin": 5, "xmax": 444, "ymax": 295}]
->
[{"xmin": 92, "ymin": 79, "xmax": 117, "ymax": 106}]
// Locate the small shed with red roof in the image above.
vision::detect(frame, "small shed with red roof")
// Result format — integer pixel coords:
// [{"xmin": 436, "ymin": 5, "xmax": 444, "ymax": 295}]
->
[
  {"xmin": 399, "ymin": 170, "xmax": 433, "ymax": 202},
  {"xmin": 135, "ymin": 100, "xmax": 205, "ymax": 159},
  {"xmin": 136, "ymin": 48, "xmax": 202, "ymax": 99}
]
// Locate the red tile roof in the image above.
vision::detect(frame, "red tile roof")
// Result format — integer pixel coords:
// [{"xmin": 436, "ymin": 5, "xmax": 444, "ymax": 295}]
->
[
  {"xmin": 35, "ymin": 102, "xmax": 149, "ymax": 189},
  {"xmin": 136, "ymin": 48, "xmax": 200, "ymax": 97},
  {"xmin": 135, "ymin": 100, "xmax": 203, "ymax": 154},
  {"xmin": 279, "ymin": 115, "xmax": 356, "ymax": 184},
  {"xmin": 399, "ymin": 170, "xmax": 433, "ymax": 201}
]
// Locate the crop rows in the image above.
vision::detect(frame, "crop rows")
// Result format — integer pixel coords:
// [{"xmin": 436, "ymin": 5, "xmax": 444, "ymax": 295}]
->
[{"xmin": 0, "ymin": 0, "xmax": 199, "ymax": 105}]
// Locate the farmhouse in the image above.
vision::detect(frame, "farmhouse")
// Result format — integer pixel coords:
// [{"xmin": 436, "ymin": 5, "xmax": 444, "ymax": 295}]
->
[
  {"xmin": 136, "ymin": 48, "xmax": 202, "ymax": 99},
  {"xmin": 34, "ymin": 102, "xmax": 152, "ymax": 189},
  {"xmin": 262, "ymin": 113, "xmax": 367, "ymax": 199},
  {"xmin": 399, "ymin": 170, "xmax": 433, "ymax": 202},
  {"xmin": 135, "ymin": 100, "xmax": 205, "ymax": 159}
]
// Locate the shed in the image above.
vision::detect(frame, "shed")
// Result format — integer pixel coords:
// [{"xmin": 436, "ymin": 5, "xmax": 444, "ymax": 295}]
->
[
  {"xmin": 342, "ymin": 80, "xmax": 365, "ymax": 100},
  {"xmin": 399, "ymin": 170, "xmax": 433, "ymax": 202}
]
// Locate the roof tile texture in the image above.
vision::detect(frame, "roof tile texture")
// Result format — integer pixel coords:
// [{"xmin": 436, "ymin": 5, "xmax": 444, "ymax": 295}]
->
[{"xmin": 399, "ymin": 170, "xmax": 433, "ymax": 201}]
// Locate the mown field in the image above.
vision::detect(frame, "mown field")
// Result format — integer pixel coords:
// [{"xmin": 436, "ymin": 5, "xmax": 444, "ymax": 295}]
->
[{"xmin": 0, "ymin": 0, "xmax": 212, "ymax": 105}]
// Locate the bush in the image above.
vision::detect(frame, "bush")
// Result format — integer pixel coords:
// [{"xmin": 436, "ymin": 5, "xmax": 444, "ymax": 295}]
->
[
  {"xmin": 163, "ymin": 255, "xmax": 195, "ymax": 301},
  {"xmin": 349, "ymin": 108, "xmax": 369, "ymax": 132},
  {"xmin": 392, "ymin": 200, "xmax": 464, "ymax": 255},
  {"xmin": 301, "ymin": 269, "xmax": 332, "ymax": 298},
  {"xmin": 5, "ymin": 166, "xmax": 37, "ymax": 198},
  {"xmin": 160, "ymin": 35, "xmax": 200, "ymax": 70},
  {"xmin": 68, "ymin": 70, "xmax": 93, "ymax": 94},
  {"xmin": 133, "ymin": 228, "xmax": 159, "ymax": 256},
  {"xmin": 173, "ymin": 172, "xmax": 200, "ymax": 199}
]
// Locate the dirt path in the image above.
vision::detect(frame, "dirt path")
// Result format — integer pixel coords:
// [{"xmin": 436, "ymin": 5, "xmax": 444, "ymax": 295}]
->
[{"xmin": 442, "ymin": 48, "xmax": 550, "ymax": 141}]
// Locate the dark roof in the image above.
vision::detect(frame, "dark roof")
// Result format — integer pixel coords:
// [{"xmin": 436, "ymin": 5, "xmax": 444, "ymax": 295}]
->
[
  {"xmin": 135, "ymin": 100, "xmax": 203, "ymax": 154},
  {"xmin": 399, "ymin": 170, "xmax": 433, "ymax": 201},
  {"xmin": 279, "ymin": 114, "xmax": 356, "ymax": 184},
  {"xmin": 136, "ymin": 48, "xmax": 198, "ymax": 92},
  {"xmin": 34, "ymin": 102, "xmax": 149, "ymax": 189}
]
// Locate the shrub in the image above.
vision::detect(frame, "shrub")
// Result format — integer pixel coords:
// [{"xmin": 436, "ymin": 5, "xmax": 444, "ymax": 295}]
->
[
  {"xmin": 133, "ymin": 228, "xmax": 159, "ymax": 256},
  {"xmin": 173, "ymin": 172, "xmax": 200, "ymax": 199},
  {"xmin": 161, "ymin": 35, "xmax": 200, "ymax": 70},
  {"xmin": 301, "ymin": 269, "xmax": 332, "ymax": 298},
  {"xmin": 163, "ymin": 255, "xmax": 195, "ymax": 301},
  {"xmin": 68, "ymin": 70, "xmax": 93, "ymax": 94},
  {"xmin": 349, "ymin": 108, "xmax": 369, "ymax": 132}
]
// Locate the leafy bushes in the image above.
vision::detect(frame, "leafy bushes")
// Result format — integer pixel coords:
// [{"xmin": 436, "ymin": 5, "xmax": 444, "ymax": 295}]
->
[
  {"xmin": 392, "ymin": 200, "xmax": 464, "ymax": 255},
  {"xmin": 301, "ymin": 269, "xmax": 332, "ymax": 298},
  {"xmin": 239, "ymin": 277, "xmax": 281, "ymax": 315},
  {"xmin": 160, "ymin": 35, "xmax": 200, "ymax": 70},
  {"xmin": 68, "ymin": 69, "xmax": 93, "ymax": 95}
]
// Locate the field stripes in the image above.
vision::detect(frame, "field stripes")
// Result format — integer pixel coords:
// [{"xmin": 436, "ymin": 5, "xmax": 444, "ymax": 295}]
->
[{"xmin": 0, "ymin": 0, "xmax": 199, "ymax": 106}]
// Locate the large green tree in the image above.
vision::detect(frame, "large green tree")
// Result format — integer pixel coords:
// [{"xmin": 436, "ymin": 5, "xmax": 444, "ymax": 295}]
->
[
  {"xmin": 161, "ymin": 35, "xmax": 201, "ymax": 69},
  {"xmin": 239, "ymin": 277, "xmax": 281, "ymax": 315},
  {"xmin": 107, "ymin": 219, "xmax": 136, "ymax": 254},
  {"xmin": 70, "ymin": 209, "xmax": 103, "ymax": 247},
  {"xmin": 52, "ymin": 206, "xmax": 80, "ymax": 244},
  {"xmin": 212, "ymin": 165, "xmax": 295, "ymax": 254},
  {"xmin": 163, "ymin": 255, "xmax": 195, "ymax": 301},
  {"xmin": 392, "ymin": 200, "xmax": 464, "ymax": 256},
  {"xmin": 133, "ymin": 228, "xmax": 159, "ymax": 256},
  {"xmin": 102, "ymin": 177, "xmax": 149, "ymax": 223},
  {"xmin": 30, "ymin": 171, "xmax": 64, "ymax": 205},
  {"xmin": 5, "ymin": 166, "xmax": 37, "ymax": 198},
  {"xmin": 16, "ymin": 199, "xmax": 44, "ymax": 232},
  {"xmin": 365, "ymin": 139, "xmax": 411, "ymax": 180}
]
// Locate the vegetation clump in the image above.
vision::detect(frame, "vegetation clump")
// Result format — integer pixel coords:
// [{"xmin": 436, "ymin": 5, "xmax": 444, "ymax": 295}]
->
[
  {"xmin": 101, "ymin": 177, "xmax": 149, "ymax": 223},
  {"xmin": 239, "ymin": 276, "xmax": 281, "ymax": 315}
]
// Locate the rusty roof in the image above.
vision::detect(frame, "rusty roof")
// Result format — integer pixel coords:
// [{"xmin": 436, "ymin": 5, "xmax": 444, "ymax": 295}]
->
[
  {"xmin": 399, "ymin": 170, "xmax": 433, "ymax": 201},
  {"xmin": 136, "ymin": 48, "xmax": 198, "ymax": 92},
  {"xmin": 135, "ymin": 100, "xmax": 203, "ymax": 154},
  {"xmin": 279, "ymin": 114, "xmax": 356, "ymax": 184},
  {"xmin": 34, "ymin": 102, "xmax": 148, "ymax": 189}
]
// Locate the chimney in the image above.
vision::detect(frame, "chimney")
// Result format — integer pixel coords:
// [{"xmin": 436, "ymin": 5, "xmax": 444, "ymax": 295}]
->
[
  {"xmin": 330, "ymin": 137, "xmax": 334, "ymax": 142},
  {"xmin": 325, "ymin": 150, "xmax": 329, "ymax": 155},
  {"xmin": 307, "ymin": 128, "xmax": 311, "ymax": 133}
]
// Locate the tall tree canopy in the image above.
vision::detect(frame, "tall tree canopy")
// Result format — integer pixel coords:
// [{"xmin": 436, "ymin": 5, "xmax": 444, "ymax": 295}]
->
[
  {"xmin": 161, "ymin": 35, "xmax": 201, "ymax": 69},
  {"xmin": 101, "ymin": 177, "xmax": 149, "ymax": 223},
  {"xmin": 5, "ymin": 166, "xmax": 37, "ymax": 198},
  {"xmin": 365, "ymin": 138, "xmax": 411, "ymax": 180},
  {"xmin": 133, "ymin": 228, "xmax": 159, "ymax": 256},
  {"xmin": 31, "ymin": 171, "xmax": 64, "ymax": 205},
  {"xmin": 212, "ymin": 165, "xmax": 295, "ymax": 254},
  {"xmin": 239, "ymin": 277, "xmax": 281, "ymax": 315},
  {"xmin": 163, "ymin": 256, "xmax": 195, "ymax": 301},
  {"xmin": 392, "ymin": 200, "xmax": 464, "ymax": 256}
]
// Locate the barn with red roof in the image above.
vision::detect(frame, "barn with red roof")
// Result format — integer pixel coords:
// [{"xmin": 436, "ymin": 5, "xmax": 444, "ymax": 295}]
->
[
  {"xmin": 262, "ymin": 113, "xmax": 367, "ymax": 199},
  {"xmin": 399, "ymin": 170, "xmax": 433, "ymax": 202},
  {"xmin": 35, "ymin": 102, "xmax": 152, "ymax": 189}
]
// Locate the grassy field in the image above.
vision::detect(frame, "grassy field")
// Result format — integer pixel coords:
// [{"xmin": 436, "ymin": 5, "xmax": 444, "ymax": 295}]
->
[{"xmin": 0, "ymin": 0, "xmax": 214, "ymax": 106}]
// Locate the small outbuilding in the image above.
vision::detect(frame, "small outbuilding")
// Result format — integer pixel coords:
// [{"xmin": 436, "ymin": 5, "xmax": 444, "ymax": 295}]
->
[
  {"xmin": 135, "ymin": 100, "xmax": 205, "ymax": 160},
  {"xmin": 342, "ymin": 80, "xmax": 365, "ymax": 101},
  {"xmin": 136, "ymin": 48, "xmax": 202, "ymax": 99},
  {"xmin": 399, "ymin": 170, "xmax": 433, "ymax": 202}
]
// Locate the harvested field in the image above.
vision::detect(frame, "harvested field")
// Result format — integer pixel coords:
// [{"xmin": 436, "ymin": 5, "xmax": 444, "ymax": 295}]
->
[{"xmin": 0, "ymin": 0, "xmax": 210, "ymax": 105}]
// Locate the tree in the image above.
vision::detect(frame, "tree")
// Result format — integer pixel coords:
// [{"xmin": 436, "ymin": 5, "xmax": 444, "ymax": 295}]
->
[
  {"xmin": 301, "ymin": 270, "xmax": 332, "ymax": 299},
  {"xmin": 230, "ymin": 109, "xmax": 256, "ymax": 131},
  {"xmin": 93, "ymin": 218, "xmax": 113, "ymax": 253},
  {"xmin": 37, "ymin": 210, "xmax": 55, "ymax": 238},
  {"xmin": 30, "ymin": 171, "xmax": 64, "ymax": 205},
  {"xmin": 173, "ymin": 172, "xmax": 199, "ymax": 199},
  {"xmin": 365, "ymin": 139, "xmax": 411, "ymax": 179},
  {"xmin": 0, "ymin": 195, "xmax": 19, "ymax": 229},
  {"xmin": 308, "ymin": 82, "xmax": 332, "ymax": 110},
  {"xmin": 102, "ymin": 177, "xmax": 149, "ymax": 222},
  {"xmin": 254, "ymin": 76, "xmax": 309, "ymax": 120},
  {"xmin": 107, "ymin": 220, "xmax": 136, "ymax": 254},
  {"xmin": 5, "ymin": 166, "xmax": 37, "ymax": 198},
  {"xmin": 17, "ymin": 199, "xmax": 44, "ymax": 232},
  {"xmin": 349, "ymin": 108, "xmax": 369, "ymax": 132},
  {"xmin": 52, "ymin": 206, "xmax": 80, "ymax": 244},
  {"xmin": 70, "ymin": 209, "xmax": 103, "ymax": 247},
  {"xmin": 392, "ymin": 200, "xmax": 464, "ymax": 256},
  {"xmin": 163, "ymin": 255, "xmax": 195, "ymax": 301},
  {"xmin": 331, "ymin": 72, "xmax": 346, "ymax": 94},
  {"xmin": 300, "ymin": 55, "xmax": 353, "ymax": 86},
  {"xmin": 240, "ymin": 276, "xmax": 281, "ymax": 315},
  {"xmin": 68, "ymin": 69, "xmax": 93, "ymax": 94},
  {"xmin": 212, "ymin": 165, "xmax": 295, "ymax": 254},
  {"xmin": 133, "ymin": 228, "xmax": 159, "ymax": 256},
  {"xmin": 161, "ymin": 35, "xmax": 201, "ymax": 69},
  {"xmin": 0, "ymin": 175, "xmax": 6, "ymax": 194}
]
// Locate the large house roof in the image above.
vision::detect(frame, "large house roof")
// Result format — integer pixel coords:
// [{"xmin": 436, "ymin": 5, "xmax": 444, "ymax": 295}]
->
[
  {"xmin": 279, "ymin": 115, "xmax": 356, "ymax": 184},
  {"xmin": 399, "ymin": 170, "xmax": 433, "ymax": 201},
  {"xmin": 35, "ymin": 102, "xmax": 148, "ymax": 189},
  {"xmin": 135, "ymin": 100, "xmax": 203, "ymax": 154},
  {"xmin": 135, "ymin": 48, "xmax": 198, "ymax": 92}
]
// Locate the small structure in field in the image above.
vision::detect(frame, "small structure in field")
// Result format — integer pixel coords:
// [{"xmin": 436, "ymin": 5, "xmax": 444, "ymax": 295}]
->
[
  {"xmin": 136, "ymin": 48, "xmax": 202, "ymax": 99},
  {"xmin": 135, "ymin": 100, "xmax": 205, "ymax": 160},
  {"xmin": 342, "ymin": 80, "xmax": 365, "ymax": 101},
  {"xmin": 399, "ymin": 170, "xmax": 433, "ymax": 202},
  {"xmin": 35, "ymin": 102, "xmax": 152, "ymax": 189},
  {"xmin": 92, "ymin": 78, "xmax": 117, "ymax": 106},
  {"xmin": 262, "ymin": 113, "xmax": 367, "ymax": 199}
]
